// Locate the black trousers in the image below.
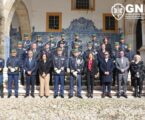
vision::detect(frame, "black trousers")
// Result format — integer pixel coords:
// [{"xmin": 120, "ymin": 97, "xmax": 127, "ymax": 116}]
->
[
  {"xmin": 102, "ymin": 82, "xmax": 111, "ymax": 94},
  {"xmin": 87, "ymin": 72, "xmax": 94, "ymax": 94},
  {"xmin": 112, "ymin": 68, "xmax": 117, "ymax": 86},
  {"xmin": 134, "ymin": 77, "xmax": 143, "ymax": 94}
]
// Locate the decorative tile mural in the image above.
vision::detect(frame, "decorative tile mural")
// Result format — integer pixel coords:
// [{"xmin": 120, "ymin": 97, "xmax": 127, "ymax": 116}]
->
[{"xmin": 10, "ymin": 17, "xmax": 122, "ymax": 51}]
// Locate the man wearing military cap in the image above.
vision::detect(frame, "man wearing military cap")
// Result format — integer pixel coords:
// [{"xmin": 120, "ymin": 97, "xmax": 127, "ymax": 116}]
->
[
  {"xmin": 35, "ymin": 35, "xmax": 44, "ymax": 52},
  {"xmin": 125, "ymin": 44, "xmax": 135, "ymax": 62},
  {"xmin": 22, "ymin": 33, "xmax": 31, "ymax": 51},
  {"xmin": 119, "ymin": 34, "xmax": 128, "ymax": 51},
  {"xmin": 71, "ymin": 41, "xmax": 83, "ymax": 57},
  {"xmin": 7, "ymin": 49, "xmax": 20, "ymax": 98},
  {"xmin": 83, "ymin": 42, "xmax": 98, "ymax": 61},
  {"xmin": 57, "ymin": 40, "xmax": 68, "ymax": 58},
  {"xmin": 57, "ymin": 34, "xmax": 68, "ymax": 47},
  {"xmin": 53, "ymin": 47, "xmax": 67, "ymax": 98},
  {"xmin": 47, "ymin": 34, "xmax": 57, "ymax": 51},
  {"xmin": 112, "ymin": 42, "xmax": 120, "ymax": 86},
  {"xmin": 88, "ymin": 34, "xmax": 100, "ymax": 51},
  {"xmin": 72, "ymin": 33, "xmax": 82, "ymax": 49},
  {"xmin": 16, "ymin": 41, "xmax": 26, "ymax": 85},
  {"xmin": 69, "ymin": 49, "xmax": 84, "ymax": 99}
]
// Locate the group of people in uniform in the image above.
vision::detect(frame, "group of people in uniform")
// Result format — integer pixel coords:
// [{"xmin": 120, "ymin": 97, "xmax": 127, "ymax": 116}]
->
[{"xmin": 0, "ymin": 33, "xmax": 144, "ymax": 99}]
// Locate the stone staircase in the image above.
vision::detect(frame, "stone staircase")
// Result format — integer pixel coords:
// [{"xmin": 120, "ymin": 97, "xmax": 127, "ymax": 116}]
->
[{"xmin": 2, "ymin": 68, "xmax": 145, "ymax": 97}]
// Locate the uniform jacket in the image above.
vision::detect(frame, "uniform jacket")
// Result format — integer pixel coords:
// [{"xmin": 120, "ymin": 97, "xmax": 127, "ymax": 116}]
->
[
  {"xmin": 53, "ymin": 55, "xmax": 67, "ymax": 75},
  {"xmin": 7, "ymin": 56, "xmax": 20, "ymax": 75},
  {"xmin": 69, "ymin": 56, "xmax": 84, "ymax": 75}
]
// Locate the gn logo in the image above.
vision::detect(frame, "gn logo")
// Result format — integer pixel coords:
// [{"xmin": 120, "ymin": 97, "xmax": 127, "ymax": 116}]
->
[{"xmin": 111, "ymin": 3, "xmax": 144, "ymax": 20}]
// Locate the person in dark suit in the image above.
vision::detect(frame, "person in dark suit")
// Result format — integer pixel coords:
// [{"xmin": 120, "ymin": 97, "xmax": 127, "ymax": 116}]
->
[
  {"xmin": 99, "ymin": 51, "xmax": 114, "ymax": 98},
  {"xmin": 24, "ymin": 50, "xmax": 37, "ymax": 98},
  {"xmin": 130, "ymin": 55, "xmax": 145, "ymax": 98},
  {"xmin": 85, "ymin": 52, "xmax": 98, "ymax": 98},
  {"xmin": 7, "ymin": 49, "xmax": 20, "ymax": 98},
  {"xmin": 38, "ymin": 53, "xmax": 52, "ymax": 98},
  {"xmin": 0, "ymin": 56, "xmax": 4, "ymax": 98}
]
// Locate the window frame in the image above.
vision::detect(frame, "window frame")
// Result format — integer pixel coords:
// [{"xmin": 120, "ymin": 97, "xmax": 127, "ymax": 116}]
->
[
  {"xmin": 103, "ymin": 13, "xmax": 118, "ymax": 33},
  {"xmin": 71, "ymin": 0, "xmax": 95, "ymax": 11},
  {"xmin": 46, "ymin": 12, "xmax": 62, "ymax": 32}
]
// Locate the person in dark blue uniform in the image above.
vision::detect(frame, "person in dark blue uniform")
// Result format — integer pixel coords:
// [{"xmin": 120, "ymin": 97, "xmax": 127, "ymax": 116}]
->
[
  {"xmin": 0, "ymin": 56, "xmax": 4, "ymax": 98},
  {"xmin": 69, "ymin": 49, "xmax": 84, "ymax": 99},
  {"xmin": 57, "ymin": 34, "xmax": 68, "ymax": 47},
  {"xmin": 22, "ymin": 33, "xmax": 31, "ymax": 51},
  {"xmin": 16, "ymin": 41, "xmax": 26, "ymax": 85},
  {"xmin": 83, "ymin": 42, "xmax": 98, "ymax": 61},
  {"xmin": 57, "ymin": 41, "xmax": 68, "ymax": 58},
  {"xmin": 24, "ymin": 50, "xmax": 37, "ymax": 98},
  {"xmin": 112, "ymin": 42, "xmax": 120, "ymax": 86},
  {"xmin": 119, "ymin": 34, "xmax": 128, "ymax": 52},
  {"xmin": 125, "ymin": 44, "xmax": 135, "ymax": 62},
  {"xmin": 47, "ymin": 35, "xmax": 57, "ymax": 52},
  {"xmin": 88, "ymin": 34, "xmax": 100, "ymax": 51},
  {"xmin": 72, "ymin": 33, "xmax": 82, "ymax": 49},
  {"xmin": 7, "ymin": 49, "xmax": 20, "ymax": 98},
  {"xmin": 35, "ymin": 35, "xmax": 44, "ymax": 52},
  {"xmin": 53, "ymin": 47, "xmax": 67, "ymax": 98},
  {"xmin": 99, "ymin": 51, "xmax": 114, "ymax": 98}
]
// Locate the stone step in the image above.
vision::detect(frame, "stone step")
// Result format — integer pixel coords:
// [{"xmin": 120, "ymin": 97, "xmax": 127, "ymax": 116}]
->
[
  {"xmin": 3, "ymin": 84, "xmax": 135, "ymax": 90},
  {"xmin": 3, "ymin": 88, "xmax": 145, "ymax": 96}
]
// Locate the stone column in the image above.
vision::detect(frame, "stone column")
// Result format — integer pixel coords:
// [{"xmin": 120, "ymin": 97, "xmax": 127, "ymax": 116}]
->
[{"xmin": 139, "ymin": 19, "xmax": 145, "ymax": 63}]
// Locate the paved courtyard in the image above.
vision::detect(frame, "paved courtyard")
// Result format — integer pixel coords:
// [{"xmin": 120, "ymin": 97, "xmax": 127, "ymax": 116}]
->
[{"xmin": 0, "ymin": 96, "xmax": 145, "ymax": 120}]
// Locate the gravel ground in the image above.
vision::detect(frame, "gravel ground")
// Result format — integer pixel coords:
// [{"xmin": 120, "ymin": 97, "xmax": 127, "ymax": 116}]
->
[{"xmin": 0, "ymin": 96, "xmax": 145, "ymax": 120}]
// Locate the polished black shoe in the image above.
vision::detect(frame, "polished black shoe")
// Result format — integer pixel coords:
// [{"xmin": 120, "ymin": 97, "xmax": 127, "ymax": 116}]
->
[
  {"xmin": 40, "ymin": 96, "xmax": 43, "ymax": 98},
  {"xmin": 45, "ymin": 96, "xmax": 49, "ymax": 98},
  {"xmin": 15, "ymin": 95, "xmax": 18, "ymax": 98},
  {"xmin": 108, "ymin": 93, "xmax": 112, "ymax": 98},
  {"xmin": 8, "ymin": 95, "xmax": 11, "ymax": 98},
  {"xmin": 69, "ymin": 95, "xmax": 73, "ymax": 98},
  {"xmin": 54, "ymin": 95, "xmax": 58, "ymax": 98},
  {"xmin": 117, "ymin": 94, "xmax": 120, "ymax": 98},
  {"xmin": 60, "ymin": 95, "xmax": 64, "ymax": 98},
  {"xmin": 77, "ymin": 96, "xmax": 83, "ymax": 99},
  {"xmin": 90, "ymin": 94, "xmax": 93, "ymax": 98},
  {"xmin": 31, "ymin": 94, "xmax": 35, "ymax": 98},
  {"xmin": 123, "ymin": 94, "xmax": 128, "ymax": 98},
  {"xmin": 101, "ymin": 93, "xmax": 105, "ymax": 98},
  {"xmin": 24, "ymin": 95, "xmax": 29, "ymax": 98},
  {"xmin": 138, "ymin": 94, "xmax": 141, "ymax": 98}
]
